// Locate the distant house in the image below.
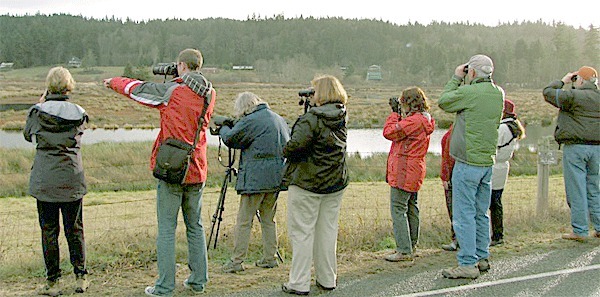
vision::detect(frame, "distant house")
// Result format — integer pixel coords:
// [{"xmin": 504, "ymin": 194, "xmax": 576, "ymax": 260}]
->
[
  {"xmin": 0, "ymin": 62, "xmax": 14, "ymax": 71},
  {"xmin": 366, "ymin": 65, "xmax": 383, "ymax": 81},
  {"xmin": 232, "ymin": 65, "xmax": 254, "ymax": 70},
  {"xmin": 202, "ymin": 67, "xmax": 219, "ymax": 74},
  {"xmin": 68, "ymin": 57, "xmax": 82, "ymax": 68}
]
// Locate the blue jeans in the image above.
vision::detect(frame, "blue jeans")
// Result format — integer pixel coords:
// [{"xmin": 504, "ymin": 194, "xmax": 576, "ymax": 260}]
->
[
  {"xmin": 452, "ymin": 161, "xmax": 492, "ymax": 266},
  {"xmin": 154, "ymin": 180, "xmax": 208, "ymax": 295},
  {"xmin": 563, "ymin": 144, "xmax": 600, "ymax": 236},
  {"xmin": 390, "ymin": 187, "xmax": 419, "ymax": 254}
]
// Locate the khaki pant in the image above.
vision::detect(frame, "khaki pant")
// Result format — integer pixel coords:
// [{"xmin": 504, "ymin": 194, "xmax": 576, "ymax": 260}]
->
[
  {"xmin": 231, "ymin": 192, "xmax": 278, "ymax": 264},
  {"xmin": 286, "ymin": 185, "xmax": 344, "ymax": 292}
]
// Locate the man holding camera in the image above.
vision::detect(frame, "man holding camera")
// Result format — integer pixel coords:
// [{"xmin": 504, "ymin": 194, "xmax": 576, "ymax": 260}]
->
[
  {"xmin": 104, "ymin": 48, "xmax": 215, "ymax": 296},
  {"xmin": 213, "ymin": 92, "xmax": 290, "ymax": 273},
  {"xmin": 543, "ymin": 66, "xmax": 600, "ymax": 241},
  {"xmin": 438, "ymin": 54, "xmax": 504, "ymax": 279}
]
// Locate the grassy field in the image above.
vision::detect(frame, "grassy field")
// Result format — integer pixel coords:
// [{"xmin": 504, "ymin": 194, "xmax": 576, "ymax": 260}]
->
[
  {"xmin": 0, "ymin": 176, "xmax": 577, "ymax": 297},
  {"xmin": 0, "ymin": 66, "xmax": 558, "ymax": 131}
]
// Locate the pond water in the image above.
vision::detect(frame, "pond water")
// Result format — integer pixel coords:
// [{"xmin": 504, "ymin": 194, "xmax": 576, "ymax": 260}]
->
[{"xmin": 0, "ymin": 125, "xmax": 555, "ymax": 157}]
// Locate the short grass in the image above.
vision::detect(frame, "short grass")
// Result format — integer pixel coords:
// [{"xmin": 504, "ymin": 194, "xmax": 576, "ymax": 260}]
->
[
  {"xmin": 0, "ymin": 176, "xmax": 576, "ymax": 296},
  {"xmin": 0, "ymin": 66, "xmax": 558, "ymax": 130}
]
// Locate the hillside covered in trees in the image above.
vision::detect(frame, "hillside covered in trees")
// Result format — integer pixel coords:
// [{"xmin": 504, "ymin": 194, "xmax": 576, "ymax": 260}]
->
[{"xmin": 0, "ymin": 14, "xmax": 598, "ymax": 87}]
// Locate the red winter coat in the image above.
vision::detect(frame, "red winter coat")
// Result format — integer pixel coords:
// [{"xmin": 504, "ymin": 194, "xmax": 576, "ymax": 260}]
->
[
  {"xmin": 108, "ymin": 73, "xmax": 216, "ymax": 184},
  {"xmin": 384, "ymin": 112, "xmax": 435, "ymax": 192},
  {"xmin": 440, "ymin": 125, "xmax": 455, "ymax": 182}
]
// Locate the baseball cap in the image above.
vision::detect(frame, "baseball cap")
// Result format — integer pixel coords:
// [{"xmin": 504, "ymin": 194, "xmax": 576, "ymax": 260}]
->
[
  {"xmin": 576, "ymin": 66, "xmax": 598, "ymax": 80},
  {"xmin": 468, "ymin": 54, "xmax": 494, "ymax": 76}
]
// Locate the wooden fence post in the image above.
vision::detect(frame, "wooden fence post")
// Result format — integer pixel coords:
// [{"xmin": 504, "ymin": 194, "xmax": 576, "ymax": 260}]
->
[{"xmin": 537, "ymin": 136, "xmax": 559, "ymax": 216}]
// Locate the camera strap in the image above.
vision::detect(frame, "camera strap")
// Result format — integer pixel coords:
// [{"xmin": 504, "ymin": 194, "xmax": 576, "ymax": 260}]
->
[{"xmin": 181, "ymin": 88, "xmax": 213, "ymax": 182}]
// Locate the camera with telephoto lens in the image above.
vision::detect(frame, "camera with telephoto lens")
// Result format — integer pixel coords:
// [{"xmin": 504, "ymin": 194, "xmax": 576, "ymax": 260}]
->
[
  {"xmin": 152, "ymin": 62, "xmax": 178, "ymax": 77},
  {"xmin": 571, "ymin": 75, "xmax": 578, "ymax": 82}
]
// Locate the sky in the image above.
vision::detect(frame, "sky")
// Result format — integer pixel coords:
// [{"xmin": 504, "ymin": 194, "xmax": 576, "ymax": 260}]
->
[{"xmin": 1, "ymin": 0, "xmax": 598, "ymax": 28}]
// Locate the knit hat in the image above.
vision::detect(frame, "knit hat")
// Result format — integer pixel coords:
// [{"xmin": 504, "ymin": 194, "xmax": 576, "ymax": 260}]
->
[
  {"xmin": 503, "ymin": 99, "xmax": 516, "ymax": 118},
  {"xmin": 576, "ymin": 66, "xmax": 598, "ymax": 80},
  {"xmin": 467, "ymin": 54, "xmax": 494, "ymax": 76}
]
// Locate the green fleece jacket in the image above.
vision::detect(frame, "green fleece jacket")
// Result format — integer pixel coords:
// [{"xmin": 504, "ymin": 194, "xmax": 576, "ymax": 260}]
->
[{"xmin": 438, "ymin": 75, "xmax": 504, "ymax": 167}]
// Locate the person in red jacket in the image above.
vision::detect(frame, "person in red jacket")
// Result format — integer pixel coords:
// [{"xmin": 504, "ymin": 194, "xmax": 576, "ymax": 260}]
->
[
  {"xmin": 383, "ymin": 87, "xmax": 435, "ymax": 262},
  {"xmin": 104, "ymin": 48, "xmax": 216, "ymax": 297},
  {"xmin": 440, "ymin": 125, "xmax": 458, "ymax": 251}
]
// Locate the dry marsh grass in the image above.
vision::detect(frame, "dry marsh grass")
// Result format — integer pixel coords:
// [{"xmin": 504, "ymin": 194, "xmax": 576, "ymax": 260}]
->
[{"xmin": 0, "ymin": 177, "xmax": 574, "ymax": 296}]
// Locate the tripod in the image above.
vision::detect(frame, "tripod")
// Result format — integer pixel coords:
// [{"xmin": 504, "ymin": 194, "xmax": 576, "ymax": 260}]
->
[{"xmin": 207, "ymin": 140, "xmax": 236, "ymax": 249}]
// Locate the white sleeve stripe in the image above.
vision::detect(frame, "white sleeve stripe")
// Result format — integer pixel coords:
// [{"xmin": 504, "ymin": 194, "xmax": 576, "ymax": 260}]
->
[
  {"xmin": 124, "ymin": 80, "xmax": 143, "ymax": 94},
  {"xmin": 130, "ymin": 93, "xmax": 165, "ymax": 106}
]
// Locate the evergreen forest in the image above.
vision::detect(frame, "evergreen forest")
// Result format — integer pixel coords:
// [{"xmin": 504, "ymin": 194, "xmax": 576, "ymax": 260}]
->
[{"xmin": 0, "ymin": 13, "xmax": 598, "ymax": 87}]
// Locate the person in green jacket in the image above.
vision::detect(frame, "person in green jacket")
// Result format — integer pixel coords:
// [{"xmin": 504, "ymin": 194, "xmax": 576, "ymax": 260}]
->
[{"xmin": 438, "ymin": 54, "xmax": 504, "ymax": 279}]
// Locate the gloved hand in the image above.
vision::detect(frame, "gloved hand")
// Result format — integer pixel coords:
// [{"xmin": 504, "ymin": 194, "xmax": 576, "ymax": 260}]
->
[
  {"xmin": 209, "ymin": 126, "xmax": 222, "ymax": 136},
  {"xmin": 389, "ymin": 97, "xmax": 399, "ymax": 113},
  {"xmin": 222, "ymin": 118, "xmax": 235, "ymax": 128}
]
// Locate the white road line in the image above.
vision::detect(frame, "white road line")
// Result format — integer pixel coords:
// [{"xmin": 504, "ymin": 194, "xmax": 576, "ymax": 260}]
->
[{"xmin": 396, "ymin": 264, "xmax": 600, "ymax": 297}]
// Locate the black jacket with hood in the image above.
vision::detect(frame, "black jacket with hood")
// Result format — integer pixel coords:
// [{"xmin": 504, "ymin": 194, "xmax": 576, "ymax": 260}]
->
[{"xmin": 282, "ymin": 102, "xmax": 348, "ymax": 194}]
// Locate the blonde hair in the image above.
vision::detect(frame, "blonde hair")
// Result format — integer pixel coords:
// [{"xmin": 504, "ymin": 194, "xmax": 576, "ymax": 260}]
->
[
  {"xmin": 311, "ymin": 75, "xmax": 347, "ymax": 106},
  {"xmin": 400, "ymin": 87, "xmax": 430, "ymax": 112},
  {"xmin": 46, "ymin": 66, "xmax": 75, "ymax": 94},
  {"xmin": 177, "ymin": 48, "xmax": 203, "ymax": 71},
  {"xmin": 234, "ymin": 91, "xmax": 267, "ymax": 117}
]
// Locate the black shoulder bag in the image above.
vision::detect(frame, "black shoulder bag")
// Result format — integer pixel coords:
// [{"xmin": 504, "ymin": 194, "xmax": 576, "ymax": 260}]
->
[{"xmin": 153, "ymin": 91, "xmax": 211, "ymax": 184}]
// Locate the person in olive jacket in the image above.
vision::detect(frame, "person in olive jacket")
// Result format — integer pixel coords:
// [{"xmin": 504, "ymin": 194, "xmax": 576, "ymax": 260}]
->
[
  {"xmin": 281, "ymin": 75, "xmax": 348, "ymax": 295},
  {"xmin": 24, "ymin": 67, "xmax": 89, "ymax": 296},
  {"xmin": 543, "ymin": 66, "xmax": 600, "ymax": 241},
  {"xmin": 218, "ymin": 92, "xmax": 290, "ymax": 273}
]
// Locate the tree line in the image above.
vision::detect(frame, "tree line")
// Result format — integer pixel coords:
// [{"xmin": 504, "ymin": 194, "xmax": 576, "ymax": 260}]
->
[{"xmin": 0, "ymin": 13, "xmax": 598, "ymax": 87}]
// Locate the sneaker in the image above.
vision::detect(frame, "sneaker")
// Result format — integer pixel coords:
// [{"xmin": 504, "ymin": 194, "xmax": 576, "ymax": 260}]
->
[
  {"xmin": 442, "ymin": 265, "xmax": 480, "ymax": 279},
  {"xmin": 316, "ymin": 280, "xmax": 335, "ymax": 291},
  {"xmin": 562, "ymin": 232, "xmax": 586, "ymax": 242},
  {"xmin": 144, "ymin": 286, "xmax": 171, "ymax": 297},
  {"xmin": 384, "ymin": 252, "xmax": 413, "ymax": 262},
  {"xmin": 441, "ymin": 241, "xmax": 458, "ymax": 251},
  {"xmin": 222, "ymin": 261, "xmax": 244, "ymax": 273},
  {"xmin": 255, "ymin": 258, "xmax": 278, "ymax": 268},
  {"xmin": 478, "ymin": 258, "xmax": 490, "ymax": 272},
  {"xmin": 183, "ymin": 278, "xmax": 205, "ymax": 294},
  {"xmin": 38, "ymin": 280, "xmax": 62, "ymax": 296},
  {"xmin": 75, "ymin": 275, "xmax": 89, "ymax": 293},
  {"xmin": 490, "ymin": 238, "xmax": 504, "ymax": 246},
  {"xmin": 282, "ymin": 283, "xmax": 309, "ymax": 295}
]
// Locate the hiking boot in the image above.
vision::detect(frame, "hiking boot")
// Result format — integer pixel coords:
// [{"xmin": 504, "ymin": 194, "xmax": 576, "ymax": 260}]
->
[
  {"xmin": 282, "ymin": 283, "xmax": 309, "ymax": 295},
  {"xmin": 384, "ymin": 252, "xmax": 413, "ymax": 262},
  {"xmin": 441, "ymin": 240, "xmax": 458, "ymax": 251},
  {"xmin": 75, "ymin": 275, "xmax": 89, "ymax": 293},
  {"xmin": 593, "ymin": 231, "xmax": 600, "ymax": 238},
  {"xmin": 222, "ymin": 261, "xmax": 244, "ymax": 273},
  {"xmin": 478, "ymin": 258, "xmax": 490, "ymax": 272},
  {"xmin": 442, "ymin": 265, "xmax": 480, "ymax": 279},
  {"xmin": 490, "ymin": 238, "xmax": 504, "ymax": 246},
  {"xmin": 183, "ymin": 278, "xmax": 205, "ymax": 294},
  {"xmin": 316, "ymin": 280, "xmax": 335, "ymax": 291},
  {"xmin": 562, "ymin": 232, "xmax": 586, "ymax": 242},
  {"xmin": 39, "ymin": 280, "xmax": 62, "ymax": 296},
  {"xmin": 144, "ymin": 286, "xmax": 172, "ymax": 297},
  {"xmin": 255, "ymin": 258, "xmax": 278, "ymax": 268}
]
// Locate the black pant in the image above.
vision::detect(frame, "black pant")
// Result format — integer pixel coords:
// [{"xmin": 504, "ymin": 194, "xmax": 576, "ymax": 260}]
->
[
  {"xmin": 444, "ymin": 182, "xmax": 456, "ymax": 240},
  {"xmin": 490, "ymin": 189, "xmax": 504, "ymax": 241},
  {"xmin": 37, "ymin": 199, "xmax": 87, "ymax": 281}
]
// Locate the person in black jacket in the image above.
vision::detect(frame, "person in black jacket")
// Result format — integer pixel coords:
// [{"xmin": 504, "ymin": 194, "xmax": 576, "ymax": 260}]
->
[
  {"xmin": 543, "ymin": 66, "xmax": 600, "ymax": 241},
  {"xmin": 281, "ymin": 75, "xmax": 348, "ymax": 295},
  {"xmin": 218, "ymin": 92, "xmax": 290, "ymax": 273},
  {"xmin": 24, "ymin": 66, "xmax": 89, "ymax": 296}
]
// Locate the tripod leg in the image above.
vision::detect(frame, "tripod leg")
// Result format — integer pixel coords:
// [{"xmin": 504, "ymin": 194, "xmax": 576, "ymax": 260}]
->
[{"xmin": 208, "ymin": 171, "xmax": 229, "ymax": 249}]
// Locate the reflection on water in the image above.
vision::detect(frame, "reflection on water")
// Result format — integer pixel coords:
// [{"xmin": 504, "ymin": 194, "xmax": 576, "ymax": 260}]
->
[{"xmin": 0, "ymin": 124, "xmax": 554, "ymax": 157}]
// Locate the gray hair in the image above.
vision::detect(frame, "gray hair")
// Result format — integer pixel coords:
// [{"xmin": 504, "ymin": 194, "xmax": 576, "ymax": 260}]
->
[
  {"xmin": 233, "ymin": 92, "xmax": 268, "ymax": 117},
  {"xmin": 468, "ymin": 54, "xmax": 494, "ymax": 78}
]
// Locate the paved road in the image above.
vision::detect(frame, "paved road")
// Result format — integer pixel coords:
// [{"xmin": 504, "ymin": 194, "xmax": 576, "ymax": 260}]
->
[{"xmin": 222, "ymin": 243, "xmax": 600, "ymax": 297}]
